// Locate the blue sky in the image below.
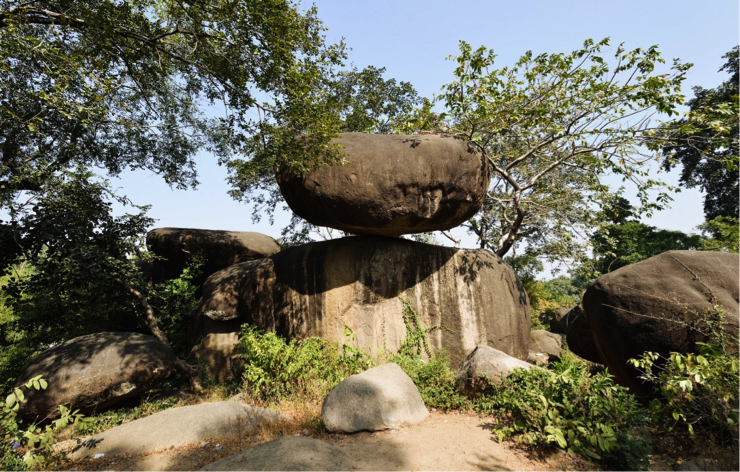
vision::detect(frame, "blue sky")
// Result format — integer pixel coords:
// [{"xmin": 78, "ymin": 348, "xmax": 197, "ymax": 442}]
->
[{"xmin": 112, "ymin": 0, "xmax": 739, "ymax": 257}]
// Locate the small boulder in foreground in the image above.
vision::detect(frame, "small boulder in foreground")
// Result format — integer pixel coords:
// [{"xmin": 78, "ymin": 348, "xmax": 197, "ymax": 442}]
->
[{"xmin": 322, "ymin": 363, "xmax": 428, "ymax": 433}]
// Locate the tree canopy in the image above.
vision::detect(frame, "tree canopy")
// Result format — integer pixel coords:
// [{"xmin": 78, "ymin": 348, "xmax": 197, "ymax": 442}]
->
[
  {"xmin": 661, "ymin": 46, "xmax": 739, "ymax": 222},
  {"xmin": 402, "ymin": 38, "xmax": 691, "ymax": 264}
]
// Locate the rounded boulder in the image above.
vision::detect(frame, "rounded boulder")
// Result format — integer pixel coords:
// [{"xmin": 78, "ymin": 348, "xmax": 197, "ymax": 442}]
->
[
  {"xmin": 276, "ymin": 133, "xmax": 490, "ymax": 236},
  {"xmin": 15, "ymin": 332, "xmax": 177, "ymax": 421},
  {"xmin": 582, "ymin": 250, "xmax": 739, "ymax": 396}
]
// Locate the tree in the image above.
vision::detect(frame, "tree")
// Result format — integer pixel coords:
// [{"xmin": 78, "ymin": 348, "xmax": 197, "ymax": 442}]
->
[
  {"xmin": 661, "ymin": 46, "xmax": 739, "ymax": 221},
  {"xmin": 402, "ymin": 38, "xmax": 690, "ymax": 264},
  {"xmin": 0, "ymin": 0, "xmax": 355, "ymax": 389}
]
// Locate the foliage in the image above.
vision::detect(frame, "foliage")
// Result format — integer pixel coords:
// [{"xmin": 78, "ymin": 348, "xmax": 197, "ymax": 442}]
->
[
  {"xmin": 147, "ymin": 258, "xmax": 202, "ymax": 358},
  {"xmin": 2, "ymin": 171, "xmax": 152, "ymax": 347},
  {"xmin": 392, "ymin": 352, "xmax": 470, "ymax": 411},
  {"xmin": 630, "ymin": 342, "xmax": 739, "ymax": 444},
  {"xmin": 1, "ymin": 376, "xmax": 86, "ymax": 470},
  {"xmin": 697, "ymin": 216, "xmax": 739, "ymax": 253},
  {"xmin": 590, "ymin": 221, "xmax": 703, "ymax": 274},
  {"xmin": 661, "ymin": 46, "xmax": 739, "ymax": 221},
  {"xmin": 504, "ymin": 255, "xmax": 580, "ymax": 329},
  {"xmin": 477, "ymin": 357, "xmax": 646, "ymax": 464},
  {"xmin": 238, "ymin": 325, "xmax": 373, "ymax": 402},
  {"xmin": 402, "ymin": 37, "xmax": 690, "ymax": 265}
]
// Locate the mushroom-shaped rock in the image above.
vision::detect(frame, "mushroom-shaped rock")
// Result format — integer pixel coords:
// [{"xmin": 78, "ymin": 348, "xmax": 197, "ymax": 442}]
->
[
  {"xmin": 455, "ymin": 345, "xmax": 540, "ymax": 397},
  {"xmin": 582, "ymin": 250, "xmax": 739, "ymax": 396},
  {"xmin": 15, "ymin": 332, "xmax": 177, "ymax": 421},
  {"xmin": 189, "ymin": 236, "xmax": 530, "ymax": 381},
  {"xmin": 203, "ymin": 436, "xmax": 356, "ymax": 471},
  {"xmin": 322, "ymin": 363, "xmax": 429, "ymax": 433},
  {"xmin": 146, "ymin": 227, "xmax": 280, "ymax": 287},
  {"xmin": 277, "ymin": 133, "xmax": 490, "ymax": 236}
]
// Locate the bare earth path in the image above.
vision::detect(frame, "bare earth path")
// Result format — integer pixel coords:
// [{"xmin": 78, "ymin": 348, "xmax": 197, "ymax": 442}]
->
[{"xmin": 62, "ymin": 411, "xmax": 576, "ymax": 471}]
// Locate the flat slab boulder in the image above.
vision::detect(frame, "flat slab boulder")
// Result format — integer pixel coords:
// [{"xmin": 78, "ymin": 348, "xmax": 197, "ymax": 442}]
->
[
  {"xmin": 322, "ymin": 363, "xmax": 428, "ymax": 433},
  {"xmin": 64, "ymin": 402, "xmax": 285, "ymax": 460},
  {"xmin": 15, "ymin": 332, "xmax": 176, "ymax": 421},
  {"xmin": 455, "ymin": 345, "xmax": 540, "ymax": 396},
  {"xmin": 146, "ymin": 228, "xmax": 280, "ymax": 287},
  {"xmin": 277, "ymin": 133, "xmax": 490, "ymax": 236},
  {"xmin": 190, "ymin": 236, "xmax": 530, "ymax": 381},
  {"xmin": 203, "ymin": 436, "xmax": 355, "ymax": 471},
  {"xmin": 582, "ymin": 250, "xmax": 739, "ymax": 396}
]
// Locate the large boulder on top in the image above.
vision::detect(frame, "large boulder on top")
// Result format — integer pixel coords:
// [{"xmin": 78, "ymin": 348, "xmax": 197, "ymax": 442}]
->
[
  {"xmin": 276, "ymin": 133, "xmax": 490, "ymax": 236},
  {"xmin": 146, "ymin": 228, "xmax": 280, "ymax": 287},
  {"xmin": 582, "ymin": 250, "xmax": 740, "ymax": 396},
  {"xmin": 322, "ymin": 363, "xmax": 428, "ymax": 433},
  {"xmin": 189, "ymin": 236, "xmax": 530, "ymax": 381},
  {"xmin": 565, "ymin": 306, "xmax": 602, "ymax": 364},
  {"xmin": 203, "ymin": 436, "xmax": 356, "ymax": 471},
  {"xmin": 15, "ymin": 332, "xmax": 177, "ymax": 421}
]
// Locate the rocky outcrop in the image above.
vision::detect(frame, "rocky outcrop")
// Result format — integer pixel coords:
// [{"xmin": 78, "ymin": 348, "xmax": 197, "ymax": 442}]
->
[
  {"xmin": 203, "ymin": 436, "xmax": 356, "ymax": 471},
  {"xmin": 565, "ymin": 306, "xmax": 602, "ymax": 364},
  {"xmin": 551, "ymin": 305, "xmax": 576, "ymax": 334},
  {"xmin": 529, "ymin": 330, "xmax": 563, "ymax": 360},
  {"xmin": 455, "ymin": 345, "xmax": 540, "ymax": 396},
  {"xmin": 15, "ymin": 332, "xmax": 177, "ymax": 421},
  {"xmin": 146, "ymin": 228, "xmax": 280, "ymax": 287},
  {"xmin": 190, "ymin": 236, "xmax": 530, "ymax": 381},
  {"xmin": 63, "ymin": 402, "xmax": 285, "ymax": 461},
  {"xmin": 322, "ymin": 363, "xmax": 428, "ymax": 433},
  {"xmin": 582, "ymin": 250, "xmax": 740, "ymax": 396},
  {"xmin": 277, "ymin": 133, "xmax": 490, "ymax": 236}
]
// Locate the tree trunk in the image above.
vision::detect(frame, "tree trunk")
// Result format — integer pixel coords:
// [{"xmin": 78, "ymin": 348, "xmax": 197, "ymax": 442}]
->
[{"xmin": 117, "ymin": 280, "xmax": 203, "ymax": 393}]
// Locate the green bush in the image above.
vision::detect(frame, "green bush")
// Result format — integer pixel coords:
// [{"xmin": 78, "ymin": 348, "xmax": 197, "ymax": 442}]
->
[
  {"xmin": 630, "ymin": 342, "xmax": 739, "ymax": 444},
  {"xmin": 392, "ymin": 352, "xmax": 469, "ymax": 411},
  {"xmin": 476, "ymin": 357, "xmax": 646, "ymax": 464},
  {"xmin": 1, "ymin": 376, "xmax": 86, "ymax": 470},
  {"xmin": 238, "ymin": 325, "xmax": 373, "ymax": 402}
]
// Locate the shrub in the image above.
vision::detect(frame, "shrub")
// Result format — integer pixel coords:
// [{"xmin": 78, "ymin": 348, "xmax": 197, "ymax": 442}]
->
[
  {"xmin": 238, "ymin": 325, "xmax": 373, "ymax": 402},
  {"xmin": 392, "ymin": 352, "xmax": 469, "ymax": 411},
  {"xmin": 1, "ymin": 376, "xmax": 85, "ymax": 470},
  {"xmin": 630, "ymin": 341, "xmax": 739, "ymax": 444},
  {"xmin": 476, "ymin": 357, "xmax": 646, "ymax": 464}
]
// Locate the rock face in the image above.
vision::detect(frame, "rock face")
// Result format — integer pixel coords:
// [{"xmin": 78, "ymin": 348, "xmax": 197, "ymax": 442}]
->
[
  {"xmin": 322, "ymin": 363, "xmax": 428, "ymax": 433},
  {"xmin": 203, "ymin": 436, "xmax": 356, "ymax": 471},
  {"xmin": 565, "ymin": 306, "xmax": 602, "ymax": 364},
  {"xmin": 529, "ymin": 330, "xmax": 563, "ymax": 360},
  {"xmin": 551, "ymin": 305, "xmax": 576, "ymax": 334},
  {"xmin": 15, "ymin": 332, "xmax": 177, "ymax": 421},
  {"xmin": 582, "ymin": 250, "xmax": 740, "ymax": 396},
  {"xmin": 64, "ymin": 402, "xmax": 285, "ymax": 461},
  {"xmin": 146, "ymin": 228, "xmax": 281, "ymax": 287},
  {"xmin": 276, "ymin": 133, "xmax": 490, "ymax": 236},
  {"xmin": 190, "ymin": 236, "xmax": 530, "ymax": 381},
  {"xmin": 456, "ymin": 345, "xmax": 540, "ymax": 396}
]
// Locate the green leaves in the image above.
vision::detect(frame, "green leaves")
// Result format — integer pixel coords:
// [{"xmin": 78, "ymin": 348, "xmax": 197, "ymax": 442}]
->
[{"xmin": 405, "ymin": 37, "xmax": 690, "ymax": 263}]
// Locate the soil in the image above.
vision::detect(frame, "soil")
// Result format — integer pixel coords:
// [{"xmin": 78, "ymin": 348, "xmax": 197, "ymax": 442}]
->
[
  {"xmin": 47, "ymin": 411, "xmax": 673, "ymax": 472},
  {"xmin": 57, "ymin": 410, "xmax": 588, "ymax": 471}
]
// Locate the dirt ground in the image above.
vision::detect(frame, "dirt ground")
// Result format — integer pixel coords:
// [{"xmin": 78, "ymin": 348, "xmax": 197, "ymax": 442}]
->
[
  {"xmin": 49, "ymin": 412, "xmax": 587, "ymax": 472},
  {"xmin": 59, "ymin": 410, "xmax": 588, "ymax": 471}
]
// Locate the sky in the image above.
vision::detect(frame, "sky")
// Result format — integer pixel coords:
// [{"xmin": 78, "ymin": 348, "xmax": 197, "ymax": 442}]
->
[{"xmin": 111, "ymin": 0, "xmax": 739, "ymax": 265}]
